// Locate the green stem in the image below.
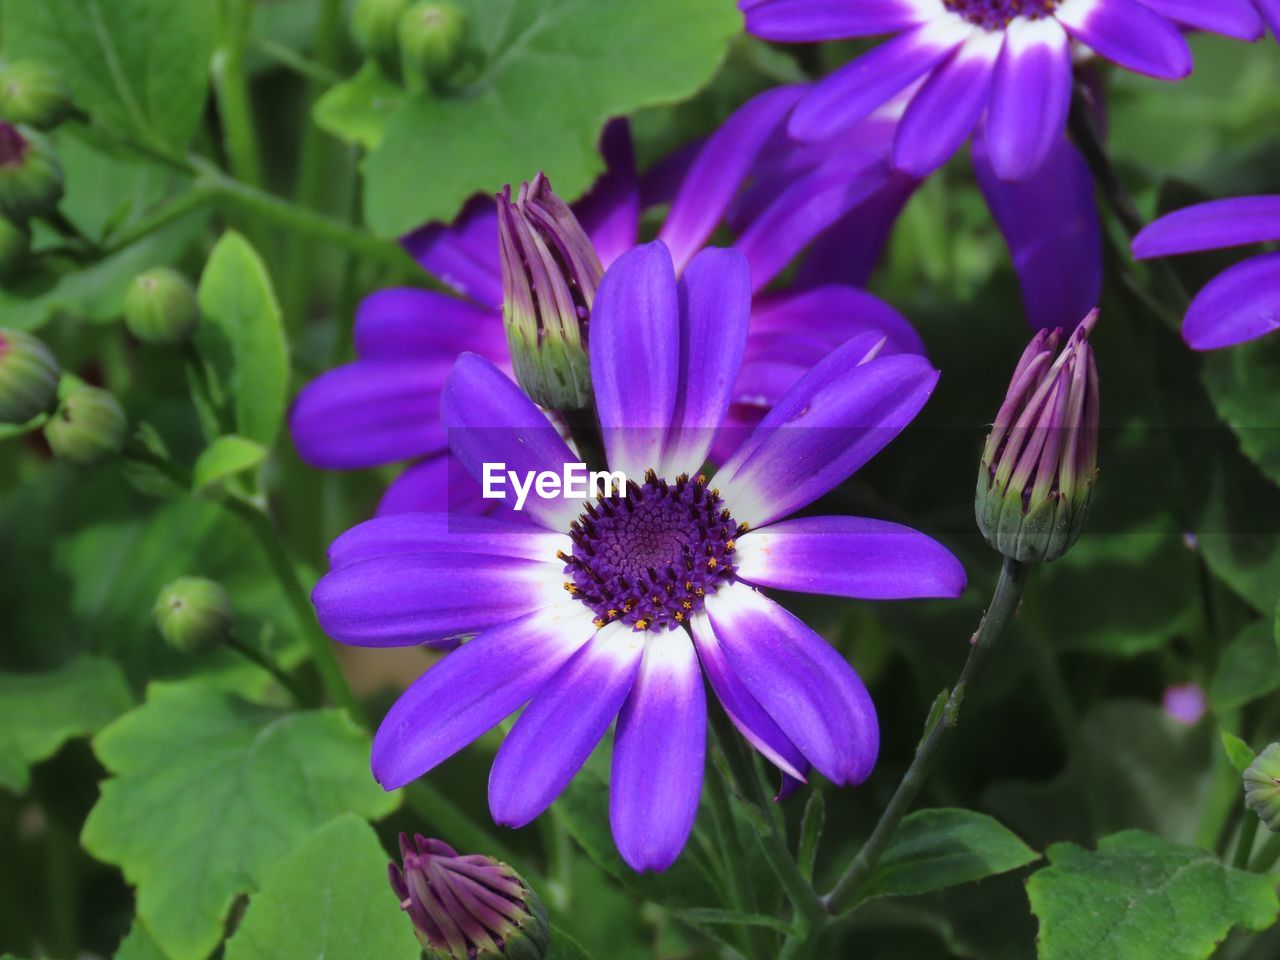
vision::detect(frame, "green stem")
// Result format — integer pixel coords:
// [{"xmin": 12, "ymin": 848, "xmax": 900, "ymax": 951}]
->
[
  {"xmin": 251, "ymin": 37, "xmax": 342, "ymax": 84},
  {"xmin": 224, "ymin": 497, "xmax": 362, "ymax": 720},
  {"xmin": 1234, "ymin": 814, "xmax": 1261, "ymax": 870},
  {"xmin": 405, "ymin": 782, "xmax": 524, "ymax": 869},
  {"xmin": 706, "ymin": 738, "xmax": 769, "ymax": 960},
  {"xmin": 226, "ymin": 632, "xmax": 315, "ymax": 707},
  {"xmin": 212, "ymin": 0, "xmax": 264, "ymax": 188},
  {"xmin": 1249, "ymin": 831, "xmax": 1280, "ymax": 873},
  {"xmin": 103, "ymin": 186, "xmax": 215, "ymax": 253},
  {"xmin": 821, "ymin": 557, "xmax": 1032, "ymax": 916},
  {"xmin": 563, "ymin": 408, "xmax": 608, "ymax": 475}
]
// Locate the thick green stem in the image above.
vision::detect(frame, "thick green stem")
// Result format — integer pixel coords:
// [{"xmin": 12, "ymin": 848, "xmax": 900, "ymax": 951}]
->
[
  {"xmin": 1234, "ymin": 814, "xmax": 1261, "ymax": 870},
  {"xmin": 1249, "ymin": 831, "xmax": 1280, "ymax": 873},
  {"xmin": 821, "ymin": 557, "xmax": 1031, "ymax": 916},
  {"xmin": 226, "ymin": 633, "xmax": 315, "ymax": 707},
  {"xmin": 212, "ymin": 0, "xmax": 264, "ymax": 188}
]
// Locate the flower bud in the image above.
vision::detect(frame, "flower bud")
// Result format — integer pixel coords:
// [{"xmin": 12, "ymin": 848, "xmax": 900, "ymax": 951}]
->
[
  {"xmin": 389, "ymin": 833, "xmax": 550, "ymax": 960},
  {"xmin": 977, "ymin": 310, "xmax": 1099, "ymax": 564},
  {"xmin": 497, "ymin": 174, "xmax": 603, "ymax": 412},
  {"xmin": 352, "ymin": 0, "xmax": 413, "ymax": 72},
  {"xmin": 0, "ymin": 122, "xmax": 63, "ymax": 221},
  {"xmin": 0, "ymin": 213, "xmax": 30, "ymax": 277},
  {"xmin": 1245, "ymin": 743, "xmax": 1280, "ymax": 832},
  {"xmin": 0, "ymin": 60, "xmax": 72, "ymax": 130},
  {"xmin": 399, "ymin": 2, "xmax": 469, "ymax": 87},
  {"xmin": 0, "ymin": 327, "xmax": 59, "ymax": 424},
  {"xmin": 124, "ymin": 267, "xmax": 201, "ymax": 345},
  {"xmin": 44, "ymin": 384, "xmax": 126, "ymax": 464},
  {"xmin": 153, "ymin": 577, "xmax": 235, "ymax": 655}
]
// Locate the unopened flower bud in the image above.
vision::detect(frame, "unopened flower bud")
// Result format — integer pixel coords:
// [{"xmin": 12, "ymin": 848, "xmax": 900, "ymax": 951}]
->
[
  {"xmin": 0, "ymin": 122, "xmax": 62, "ymax": 221},
  {"xmin": 44, "ymin": 384, "xmax": 126, "ymax": 464},
  {"xmin": 153, "ymin": 577, "xmax": 234, "ymax": 655},
  {"xmin": 389, "ymin": 834, "xmax": 550, "ymax": 959},
  {"xmin": 497, "ymin": 174, "xmax": 603, "ymax": 412},
  {"xmin": 977, "ymin": 310, "xmax": 1099, "ymax": 564},
  {"xmin": 0, "ymin": 214, "xmax": 30, "ymax": 278},
  {"xmin": 399, "ymin": 2, "xmax": 469, "ymax": 87},
  {"xmin": 124, "ymin": 267, "xmax": 200, "ymax": 344},
  {"xmin": 1245, "ymin": 743, "xmax": 1280, "ymax": 832},
  {"xmin": 0, "ymin": 327, "xmax": 59, "ymax": 424},
  {"xmin": 0, "ymin": 60, "xmax": 72, "ymax": 130},
  {"xmin": 352, "ymin": 0, "xmax": 412, "ymax": 72}
]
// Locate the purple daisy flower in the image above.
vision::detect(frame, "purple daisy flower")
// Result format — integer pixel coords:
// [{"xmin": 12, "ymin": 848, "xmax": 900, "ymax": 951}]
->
[
  {"xmin": 290, "ymin": 104, "xmax": 923, "ymax": 516},
  {"xmin": 312, "ymin": 241, "xmax": 966, "ymax": 871},
  {"xmin": 1132, "ymin": 196, "xmax": 1280, "ymax": 350},
  {"xmin": 742, "ymin": 0, "xmax": 1264, "ymax": 182}
]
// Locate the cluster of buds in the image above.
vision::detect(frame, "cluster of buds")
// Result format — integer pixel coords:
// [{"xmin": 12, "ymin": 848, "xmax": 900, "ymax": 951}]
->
[
  {"xmin": 0, "ymin": 122, "xmax": 62, "ymax": 265},
  {"xmin": 351, "ymin": 0, "xmax": 470, "ymax": 87},
  {"xmin": 389, "ymin": 833, "xmax": 549, "ymax": 959},
  {"xmin": 977, "ymin": 310, "xmax": 1100, "ymax": 564},
  {"xmin": 153, "ymin": 577, "xmax": 235, "ymax": 655},
  {"xmin": 0, "ymin": 327, "xmax": 59, "ymax": 424},
  {"xmin": 497, "ymin": 174, "xmax": 603, "ymax": 412}
]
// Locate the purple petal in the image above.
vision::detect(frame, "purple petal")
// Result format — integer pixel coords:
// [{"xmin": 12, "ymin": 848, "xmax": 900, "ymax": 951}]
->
[
  {"xmin": 984, "ymin": 17, "xmax": 1073, "ymax": 182},
  {"xmin": 1133, "ymin": 196, "xmax": 1280, "ymax": 258},
  {"xmin": 743, "ymin": 0, "xmax": 930, "ymax": 41},
  {"xmin": 441, "ymin": 354, "xmax": 586, "ymax": 531},
  {"xmin": 610, "ymin": 633, "xmax": 706, "ymax": 872},
  {"xmin": 376, "ymin": 453, "xmax": 488, "ymax": 516},
  {"xmin": 1138, "ymin": 0, "xmax": 1263, "ymax": 40},
  {"xmin": 371, "ymin": 601, "xmax": 598, "ymax": 790},
  {"xmin": 312, "ymin": 552, "xmax": 565, "ymax": 647},
  {"xmin": 1055, "ymin": 0, "xmax": 1192, "ymax": 79},
  {"xmin": 973, "ymin": 132, "xmax": 1102, "ymax": 332},
  {"xmin": 289, "ymin": 359, "xmax": 450, "ymax": 469},
  {"xmin": 353, "ymin": 288, "xmax": 505, "ymax": 360},
  {"xmin": 401, "ymin": 196, "xmax": 503, "ymax": 309},
  {"xmin": 1259, "ymin": 0, "xmax": 1280, "ymax": 37},
  {"xmin": 792, "ymin": 175, "xmax": 919, "ymax": 289},
  {"xmin": 326, "ymin": 512, "xmax": 568, "ymax": 569},
  {"xmin": 748, "ymin": 286, "xmax": 925, "ymax": 359},
  {"xmin": 658, "ymin": 86, "xmax": 805, "ymax": 276},
  {"xmin": 590, "ymin": 243, "xmax": 680, "ymax": 479},
  {"xmin": 788, "ymin": 19, "xmax": 973, "ymax": 143},
  {"xmin": 705, "ymin": 584, "xmax": 879, "ymax": 786},
  {"xmin": 658, "ymin": 248, "xmax": 751, "ymax": 478},
  {"xmin": 689, "ymin": 612, "xmax": 808, "ymax": 780},
  {"xmin": 1183, "ymin": 252, "xmax": 1280, "ymax": 350},
  {"xmin": 488, "ymin": 623, "xmax": 644, "ymax": 827},
  {"xmin": 573, "ymin": 119, "xmax": 639, "ymax": 269},
  {"xmin": 735, "ymin": 516, "xmax": 966, "ymax": 599},
  {"xmin": 713, "ymin": 342, "xmax": 939, "ymax": 528},
  {"xmin": 893, "ymin": 31, "xmax": 1003, "ymax": 177}
]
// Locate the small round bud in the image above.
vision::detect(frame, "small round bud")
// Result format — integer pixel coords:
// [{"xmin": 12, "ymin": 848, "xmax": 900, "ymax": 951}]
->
[
  {"xmin": 0, "ymin": 122, "xmax": 63, "ymax": 221},
  {"xmin": 390, "ymin": 834, "xmax": 550, "ymax": 959},
  {"xmin": 44, "ymin": 384, "xmax": 126, "ymax": 464},
  {"xmin": 0, "ymin": 214, "xmax": 30, "ymax": 278},
  {"xmin": 399, "ymin": 2, "xmax": 469, "ymax": 87},
  {"xmin": 352, "ymin": 0, "xmax": 413, "ymax": 72},
  {"xmin": 124, "ymin": 267, "xmax": 200, "ymax": 344},
  {"xmin": 0, "ymin": 60, "xmax": 72, "ymax": 130},
  {"xmin": 0, "ymin": 327, "xmax": 59, "ymax": 424},
  {"xmin": 1246, "ymin": 743, "xmax": 1280, "ymax": 832},
  {"xmin": 154, "ymin": 577, "xmax": 235, "ymax": 655}
]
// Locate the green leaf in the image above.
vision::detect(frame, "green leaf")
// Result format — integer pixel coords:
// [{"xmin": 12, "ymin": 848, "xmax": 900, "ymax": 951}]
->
[
  {"xmin": 548, "ymin": 926, "xmax": 595, "ymax": 960},
  {"xmin": 1210, "ymin": 621, "xmax": 1280, "ymax": 712},
  {"xmin": 312, "ymin": 61, "xmax": 406, "ymax": 150},
  {"xmin": 223, "ymin": 814, "xmax": 419, "ymax": 960},
  {"xmin": 114, "ymin": 921, "xmax": 167, "ymax": 960},
  {"xmin": 0, "ymin": 658, "xmax": 133, "ymax": 792},
  {"xmin": 1204, "ymin": 336, "xmax": 1280, "ymax": 488},
  {"xmin": 1220, "ymin": 730, "xmax": 1256, "ymax": 774},
  {"xmin": 673, "ymin": 908, "xmax": 796, "ymax": 936},
  {"xmin": 853, "ymin": 809, "xmax": 1039, "ymax": 905},
  {"xmin": 81, "ymin": 682, "xmax": 399, "ymax": 960},
  {"xmin": 1, "ymin": 0, "xmax": 215, "ymax": 151},
  {"xmin": 192, "ymin": 435, "xmax": 267, "ymax": 494},
  {"xmin": 1026, "ymin": 830, "xmax": 1280, "ymax": 960},
  {"xmin": 362, "ymin": 0, "xmax": 740, "ymax": 235},
  {"xmin": 196, "ymin": 232, "xmax": 289, "ymax": 449}
]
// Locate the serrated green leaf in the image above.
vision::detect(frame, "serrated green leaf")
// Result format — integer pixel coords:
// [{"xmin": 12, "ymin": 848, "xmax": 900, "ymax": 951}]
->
[
  {"xmin": 0, "ymin": 0, "xmax": 215, "ymax": 151},
  {"xmin": 1221, "ymin": 730, "xmax": 1256, "ymax": 774},
  {"xmin": 1210, "ymin": 621, "xmax": 1280, "ymax": 712},
  {"xmin": 853, "ymin": 809, "xmax": 1038, "ymax": 905},
  {"xmin": 196, "ymin": 232, "xmax": 289, "ymax": 449},
  {"xmin": 1027, "ymin": 830, "xmax": 1279, "ymax": 960},
  {"xmin": 0, "ymin": 658, "xmax": 133, "ymax": 792},
  {"xmin": 362, "ymin": 0, "xmax": 740, "ymax": 235},
  {"xmin": 192, "ymin": 435, "xmax": 267, "ymax": 494},
  {"xmin": 223, "ymin": 814, "xmax": 419, "ymax": 960},
  {"xmin": 82, "ymin": 682, "xmax": 398, "ymax": 960},
  {"xmin": 312, "ymin": 61, "xmax": 406, "ymax": 150}
]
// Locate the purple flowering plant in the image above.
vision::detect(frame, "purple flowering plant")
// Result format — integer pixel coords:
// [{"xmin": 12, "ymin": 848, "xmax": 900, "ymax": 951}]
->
[{"xmin": 5, "ymin": 1, "xmax": 1280, "ymax": 959}]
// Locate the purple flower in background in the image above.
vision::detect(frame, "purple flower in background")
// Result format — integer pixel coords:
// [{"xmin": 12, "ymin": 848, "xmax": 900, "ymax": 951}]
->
[
  {"xmin": 742, "ymin": 0, "xmax": 1264, "ymax": 181},
  {"xmin": 312, "ymin": 242, "xmax": 966, "ymax": 871},
  {"xmin": 290, "ymin": 107, "xmax": 924, "ymax": 515},
  {"xmin": 1162, "ymin": 682, "xmax": 1207, "ymax": 726},
  {"xmin": 1132, "ymin": 196, "xmax": 1280, "ymax": 350}
]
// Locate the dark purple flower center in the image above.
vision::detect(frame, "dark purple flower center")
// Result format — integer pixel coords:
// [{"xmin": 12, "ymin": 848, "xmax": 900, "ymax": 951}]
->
[
  {"xmin": 942, "ymin": 0, "xmax": 1057, "ymax": 29},
  {"xmin": 0, "ymin": 123, "xmax": 28, "ymax": 168},
  {"xmin": 562, "ymin": 470, "xmax": 742, "ymax": 631}
]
